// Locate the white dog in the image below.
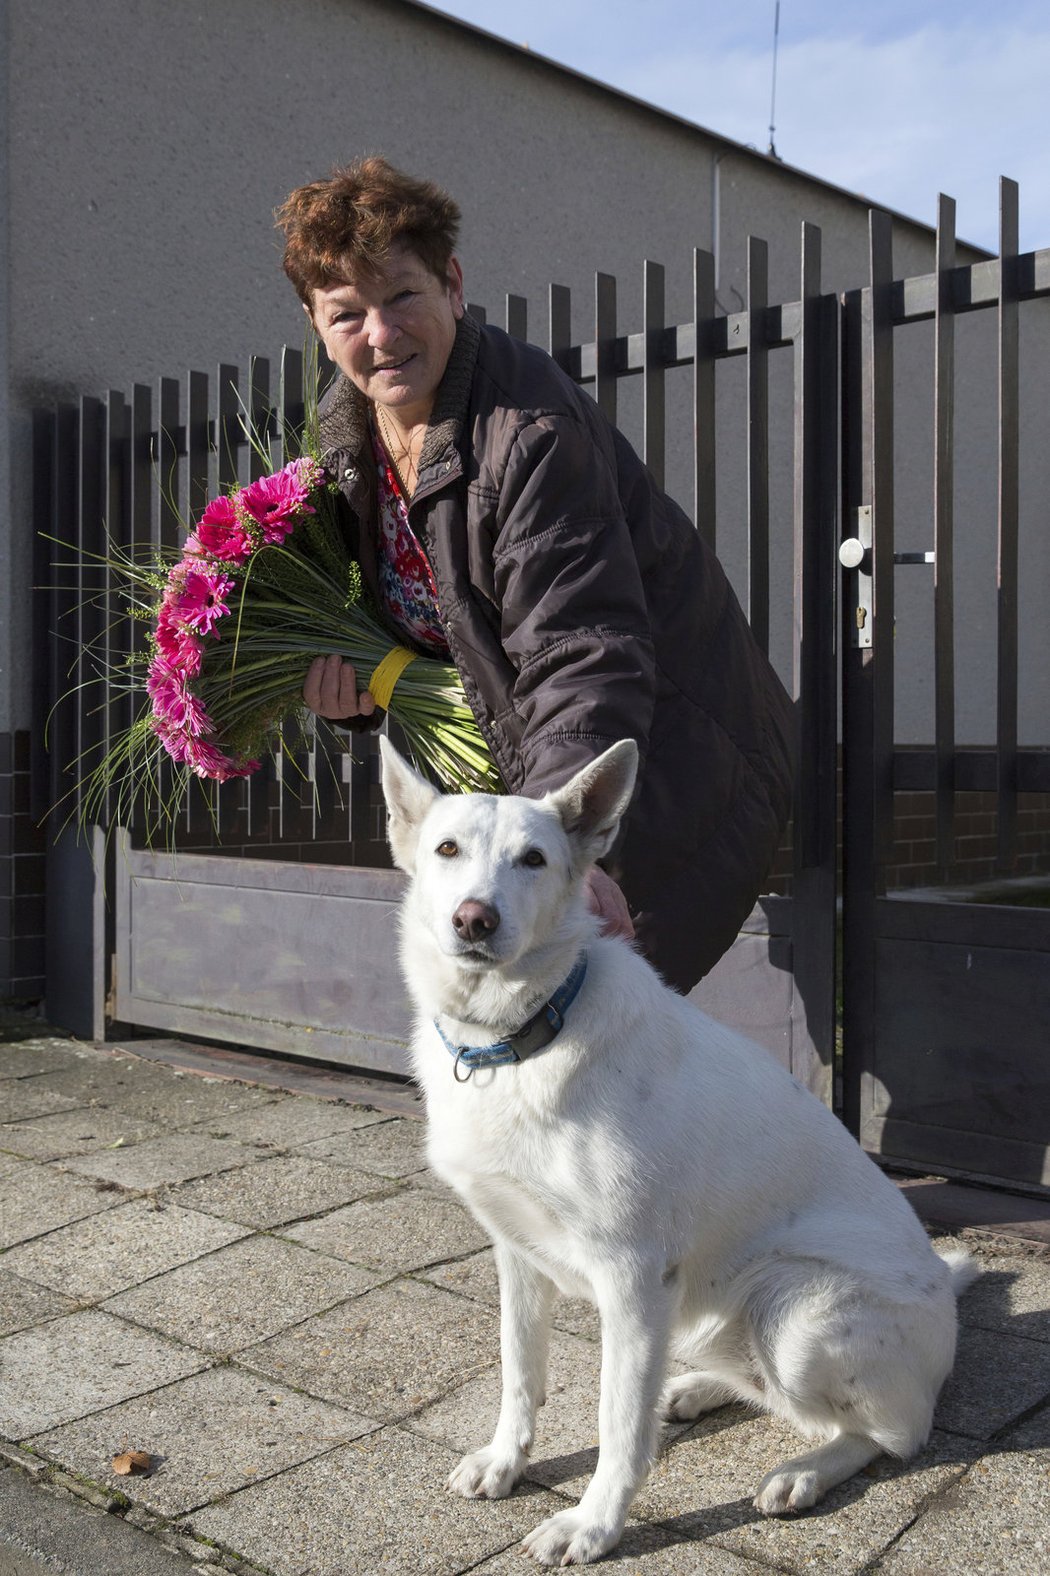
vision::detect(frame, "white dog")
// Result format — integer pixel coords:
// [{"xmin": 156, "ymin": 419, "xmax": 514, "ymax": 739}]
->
[{"xmin": 380, "ymin": 737, "xmax": 976, "ymax": 1567}]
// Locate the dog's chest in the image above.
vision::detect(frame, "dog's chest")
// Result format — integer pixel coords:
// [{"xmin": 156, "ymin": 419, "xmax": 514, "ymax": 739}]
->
[{"xmin": 423, "ymin": 1072, "xmax": 595, "ymax": 1283}]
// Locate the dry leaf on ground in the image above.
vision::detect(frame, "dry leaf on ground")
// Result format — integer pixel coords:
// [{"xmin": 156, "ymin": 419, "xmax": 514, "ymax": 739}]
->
[{"xmin": 112, "ymin": 1449, "xmax": 154, "ymax": 1476}]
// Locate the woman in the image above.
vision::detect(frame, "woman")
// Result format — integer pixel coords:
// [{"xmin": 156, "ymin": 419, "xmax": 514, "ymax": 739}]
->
[{"xmin": 276, "ymin": 157, "xmax": 793, "ymax": 993}]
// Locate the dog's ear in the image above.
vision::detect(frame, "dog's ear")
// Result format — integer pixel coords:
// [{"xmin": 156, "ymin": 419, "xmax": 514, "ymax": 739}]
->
[
  {"xmin": 379, "ymin": 737, "xmax": 440, "ymax": 872},
  {"xmin": 547, "ymin": 740, "xmax": 639, "ymax": 863}
]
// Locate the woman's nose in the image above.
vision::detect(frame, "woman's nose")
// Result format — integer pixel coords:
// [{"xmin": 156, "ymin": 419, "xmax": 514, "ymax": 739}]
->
[{"xmin": 366, "ymin": 308, "xmax": 401, "ymax": 348}]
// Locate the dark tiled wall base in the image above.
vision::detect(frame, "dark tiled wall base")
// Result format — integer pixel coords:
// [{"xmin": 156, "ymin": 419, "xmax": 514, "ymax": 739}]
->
[{"xmin": 1, "ymin": 732, "xmax": 46, "ymax": 1000}]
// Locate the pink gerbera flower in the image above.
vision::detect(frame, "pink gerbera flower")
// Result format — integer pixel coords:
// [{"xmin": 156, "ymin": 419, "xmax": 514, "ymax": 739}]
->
[
  {"xmin": 170, "ymin": 567, "xmax": 234, "ymax": 635},
  {"xmin": 240, "ymin": 458, "xmax": 322, "ymax": 544},
  {"xmin": 146, "ymin": 660, "xmax": 213, "ymax": 736},
  {"xmin": 192, "ymin": 494, "xmax": 256, "ymax": 563},
  {"xmin": 151, "ymin": 716, "xmax": 192, "ymax": 765},
  {"xmin": 154, "ymin": 605, "xmax": 204, "ymax": 675},
  {"xmin": 182, "ymin": 735, "xmax": 259, "ymax": 781}
]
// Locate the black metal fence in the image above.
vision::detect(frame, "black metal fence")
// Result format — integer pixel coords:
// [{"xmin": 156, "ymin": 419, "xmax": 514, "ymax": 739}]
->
[{"xmin": 29, "ymin": 193, "xmax": 1050, "ymax": 1173}]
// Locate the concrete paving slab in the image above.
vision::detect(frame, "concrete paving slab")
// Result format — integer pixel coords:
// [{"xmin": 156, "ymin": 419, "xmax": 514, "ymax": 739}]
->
[
  {"xmin": 29, "ymin": 1364, "xmax": 381, "ymax": 1520},
  {"xmin": 0, "ymin": 1308, "xmax": 209, "ymax": 1437},
  {"xmin": 298, "ymin": 1115, "xmax": 429, "ymax": 1177},
  {"xmin": 0, "ymin": 1081, "xmax": 81, "ymax": 1125},
  {"xmin": 284, "ymin": 1188, "xmax": 490, "ymax": 1273},
  {"xmin": 34, "ymin": 1051, "xmax": 280, "ymax": 1129},
  {"xmin": 418, "ymin": 1245, "xmax": 501, "ymax": 1303},
  {"xmin": 0, "ymin": 1042, "xmax": 87, "ymax": 1080},
  {"xmin": 240, "ymin": 1277, "xmax": 500, "ymax": 1422},
  {"xmin": 0, "ymin": 1269, "xmax": 77, "ymax": 1337},
  {"xmin": 2, "ymin": 1199, "xmax": 251, "ymax": 1302},
  {"xmin": 630, "ymin": 1417, "xmax": 975, "ymax": 1574},
  {"xmin": 0, "ymin": 1466, "xmax": 200, "ymax": 1576},
  {"xmin": 417, "ymin": 1246, "xmax": 603, "ymax": 1342},
  {"xmin": 872, "ymin": 1432, "xmax": 1050, "ymax": 1573},
  {"xmin": 59, "ymin": 1132, "xmax": 255, "ymax": 1191},
  {"xmin": 189, "ymin": 1093, "xmax": 389, "ymax": 1147},
  {"xmin": 168, "ymin": 1153, "xmax": 391, "ymax": 1229},
  {"xmin": 932, "ymin": 1235, "xmax": 1050, "ymax": 1344},
  {"xmin": 468, "ymin": 1523, "xmax": 769, "ymax": 1573},
  {"xmin": 104, "ymin": 1234, "xmax": 378, "ymax": 1355},
  {"xmin": 0, "ymin": 1104, "xmax": 161, "ymax": 1162},
  {"xmin": 188, "ymin": 1423, "xmax": 566, "ymax": 1576},
  {"xmin": 0, "ymin": 1159, "xmax": 123, "ymax": 1249},
  {"xmin": 935, "ymin": 1323, "xmax": 1050, "ymax": 1440}
]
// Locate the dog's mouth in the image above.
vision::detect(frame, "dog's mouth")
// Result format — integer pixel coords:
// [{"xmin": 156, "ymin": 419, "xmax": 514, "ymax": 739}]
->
[{"xmin": 449, "ymin": 941, "xmax": 501, "ymax": 967}]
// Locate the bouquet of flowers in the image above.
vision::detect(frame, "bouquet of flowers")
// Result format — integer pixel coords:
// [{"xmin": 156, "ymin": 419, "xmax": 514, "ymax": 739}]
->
[{"xmin": 72, "ymin": 435, "xmax": 502, "ymax": 837}]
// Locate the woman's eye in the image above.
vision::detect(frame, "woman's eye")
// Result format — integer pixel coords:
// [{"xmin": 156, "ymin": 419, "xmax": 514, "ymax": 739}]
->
[
  {"xmin": 436, "ymin": 840, "xmax": 459, "ymax": 858},
  {"xmin": 522, "ymin": 849, "xmax": 546, "ymax": 868}
]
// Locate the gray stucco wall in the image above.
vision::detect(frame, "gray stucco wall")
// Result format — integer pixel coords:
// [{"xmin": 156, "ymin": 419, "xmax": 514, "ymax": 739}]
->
[{"xmin": 2, "ymin": 0, "xmax": 1047, "ymax": 745}]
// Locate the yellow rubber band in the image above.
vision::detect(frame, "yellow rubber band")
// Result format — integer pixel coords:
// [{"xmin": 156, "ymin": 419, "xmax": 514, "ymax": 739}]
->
[{"xmin": 368, "ymin": 645, "xmax": 417, "ymax": 711}]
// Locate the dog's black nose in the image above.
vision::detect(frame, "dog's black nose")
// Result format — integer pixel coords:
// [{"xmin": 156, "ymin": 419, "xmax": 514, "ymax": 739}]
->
[{"xmin": 452, "ymin": 900, "xmax": 500, "ymax": 942}]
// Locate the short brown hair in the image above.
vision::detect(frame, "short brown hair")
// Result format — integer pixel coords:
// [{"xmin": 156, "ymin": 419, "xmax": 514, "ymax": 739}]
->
[{"xmin": 275, "ymin": 156, "xmax": 461, "ymax": 307}]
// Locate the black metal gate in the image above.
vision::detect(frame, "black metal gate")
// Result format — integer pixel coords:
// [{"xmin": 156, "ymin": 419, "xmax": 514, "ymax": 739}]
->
[{"xmin": 840, "ymin": 185, "xmax": 1050, "ymax": 1193}]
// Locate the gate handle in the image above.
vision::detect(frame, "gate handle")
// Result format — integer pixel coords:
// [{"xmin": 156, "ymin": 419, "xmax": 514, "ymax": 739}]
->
[
  {"xmin": 839, "ymin": 537, "xmax": 870, "ymax": 572},
  {"xmin": 839, "ymin": 542, "xmax": 935, "ymax": 569}
]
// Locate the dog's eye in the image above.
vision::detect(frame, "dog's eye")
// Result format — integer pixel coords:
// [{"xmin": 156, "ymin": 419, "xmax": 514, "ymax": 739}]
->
[
  {"xmin": 521, "ymin": 849, "xmax": 546, "ymax": 868},
  {"xmin": 436, "ymin": 840, "xmax": 459, "ymax": 858}
]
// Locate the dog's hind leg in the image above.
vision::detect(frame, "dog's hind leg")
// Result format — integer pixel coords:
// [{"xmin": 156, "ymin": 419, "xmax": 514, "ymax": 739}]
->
[
  {"xmin": 448, "ymin": 1242, "xmax": 554, "ymax": 1501},
  {"xmin": 521, "ymin": 1258, "xmax": 674, "ymax": 1566},
  {"xmin": 754, "ymin": 1431, "xmax": 881, "ymax": 1514},
  {"xmin": 661, "ymin": 1372, "xmax": 739, "ymax": 1420}
]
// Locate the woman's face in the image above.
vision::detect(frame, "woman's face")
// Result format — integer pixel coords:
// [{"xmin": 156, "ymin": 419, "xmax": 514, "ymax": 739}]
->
[{"xmin": 309, "ymin": 245, "xmax": 464, "ymax": 427}]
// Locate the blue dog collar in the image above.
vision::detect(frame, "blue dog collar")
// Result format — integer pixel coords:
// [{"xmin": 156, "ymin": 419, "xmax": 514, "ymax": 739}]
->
[{"xmin": 435, "ymin": 952, "xmax": 588, "ymax": 1082}]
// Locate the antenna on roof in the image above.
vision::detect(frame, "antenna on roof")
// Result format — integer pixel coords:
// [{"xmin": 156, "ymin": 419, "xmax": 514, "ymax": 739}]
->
[{"xmin": 768, "ymin": 1, "xmax": 782, "ymax": 160}]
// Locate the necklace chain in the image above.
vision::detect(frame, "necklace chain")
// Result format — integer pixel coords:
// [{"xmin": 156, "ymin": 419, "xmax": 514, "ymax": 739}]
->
[{"xmin": 376, "ymin": 405, "xmax": 421, "ymax": 494}]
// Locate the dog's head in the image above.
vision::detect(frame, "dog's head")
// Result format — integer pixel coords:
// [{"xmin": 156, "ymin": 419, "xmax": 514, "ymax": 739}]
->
[{"xmin": 379, "ymin": 738, "xmax": 638, "ymax": 972}]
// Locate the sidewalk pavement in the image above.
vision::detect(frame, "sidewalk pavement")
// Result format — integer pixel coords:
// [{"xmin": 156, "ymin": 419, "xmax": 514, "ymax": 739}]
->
[{"xmin": 1, "ymin": 1014, "xmax": 1048, "ymax": 1576}]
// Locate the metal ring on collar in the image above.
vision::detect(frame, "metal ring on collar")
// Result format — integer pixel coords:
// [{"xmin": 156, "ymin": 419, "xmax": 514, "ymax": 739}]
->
[{"xmin": 453, "ymin": 1046, "xmax": 475, "ymax": 1083}]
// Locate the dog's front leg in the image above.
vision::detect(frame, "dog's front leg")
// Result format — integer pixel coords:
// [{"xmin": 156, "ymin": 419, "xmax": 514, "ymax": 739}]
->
[
  {"xmin": 522, "ymin": 1258, "xmax": 672, "ymax": 1566},
  {"xmin": 448, "ymin": 1241, "xmax": 554, "ymax": 1500}
]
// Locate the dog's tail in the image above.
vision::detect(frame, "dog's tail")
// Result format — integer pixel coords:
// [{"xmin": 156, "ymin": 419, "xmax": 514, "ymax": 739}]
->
[{"xmin": 936, "ymin": 1247, "xmax": 981, "ymax": 1297}]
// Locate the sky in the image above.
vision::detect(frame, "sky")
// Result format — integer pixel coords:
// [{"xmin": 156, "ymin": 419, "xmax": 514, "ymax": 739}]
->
[{"xmin": 424, "ymin": 0, "xmax": 1049, "ymax": 254}]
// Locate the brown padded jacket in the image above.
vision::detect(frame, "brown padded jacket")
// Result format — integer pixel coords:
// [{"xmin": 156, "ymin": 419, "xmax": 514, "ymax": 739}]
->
[{"xmin": 318, "ymin": 312, "xmax": 794, "ymax": 991}]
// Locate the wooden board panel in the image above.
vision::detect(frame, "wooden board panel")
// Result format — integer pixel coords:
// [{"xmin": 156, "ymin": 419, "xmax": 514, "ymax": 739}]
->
[{"xmin": 114, "ymin": 837, "xmax": 413, "ymax": 1074}]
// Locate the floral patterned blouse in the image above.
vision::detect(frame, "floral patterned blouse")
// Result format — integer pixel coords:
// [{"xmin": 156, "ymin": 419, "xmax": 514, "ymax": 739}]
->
[{"xmin": 370, "ymin": 423, "xmax": 449, "ymax": 656}]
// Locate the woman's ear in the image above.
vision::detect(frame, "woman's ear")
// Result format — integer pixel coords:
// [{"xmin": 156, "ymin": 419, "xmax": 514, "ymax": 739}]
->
[
  {"xmin": 304, "ymin": 299, "xmax": 329, "ymax": 353},
  {"xmin": 447, "ymin": 256, "xmax": 465, "ymax": 320}
]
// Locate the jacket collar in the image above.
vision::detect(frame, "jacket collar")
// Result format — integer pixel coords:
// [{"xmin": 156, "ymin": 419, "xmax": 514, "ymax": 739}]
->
[{"xmin": 317, "ymin": 311, "xmax": 482, "ymax": 475}]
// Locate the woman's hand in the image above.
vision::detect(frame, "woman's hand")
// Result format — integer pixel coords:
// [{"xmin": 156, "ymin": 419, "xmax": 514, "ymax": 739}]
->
[
  {"xmin": 584, "ymin": 866, "xmax": 635, "ymax": 941},
  {"xmin": 303, "ymin": 654, "xmax": 376, "ymax": 720}
]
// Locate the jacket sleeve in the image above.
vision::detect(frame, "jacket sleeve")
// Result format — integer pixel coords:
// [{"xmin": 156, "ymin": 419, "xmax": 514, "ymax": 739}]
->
[{"xmin": 491, "ymin": 413, "xmax": 657, "ymax": 798}]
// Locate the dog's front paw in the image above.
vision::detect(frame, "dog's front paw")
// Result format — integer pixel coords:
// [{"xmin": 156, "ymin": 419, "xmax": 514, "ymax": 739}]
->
[
  {"xmin": 448, "ymin": 1444, "xmax": 526, "ymax": 1500},
  {"xmin": 754, "ymin": 1465, "xmax": 821, "ymax": 1516},
  {"xmin": 521, "ymin": 1508, "xmax": 620, "ymax": 1566}
]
